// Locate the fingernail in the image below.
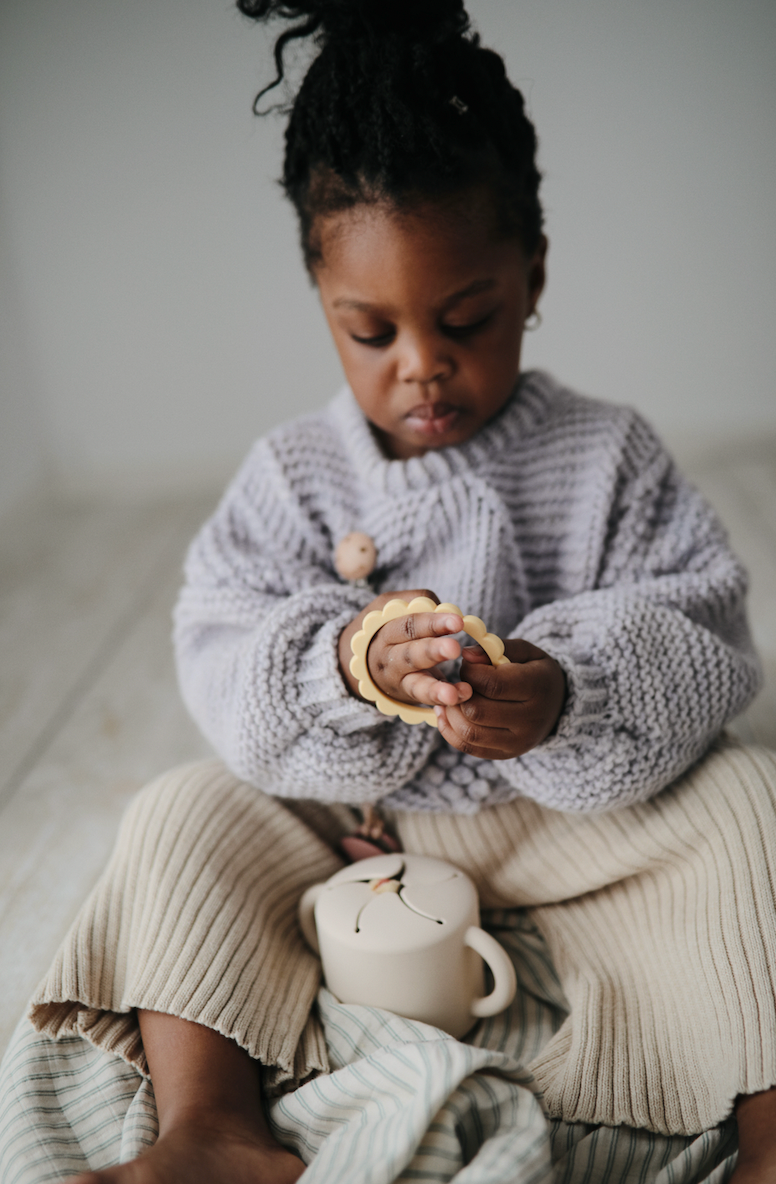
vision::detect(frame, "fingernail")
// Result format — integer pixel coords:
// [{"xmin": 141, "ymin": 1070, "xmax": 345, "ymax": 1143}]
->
[
  {"xmin": 434, "ymin": 706, "xmax": 444, "ymax": 717},
  {"xmin": 445, "ymin": 616, "xmax": 460, "ymax": 630}
]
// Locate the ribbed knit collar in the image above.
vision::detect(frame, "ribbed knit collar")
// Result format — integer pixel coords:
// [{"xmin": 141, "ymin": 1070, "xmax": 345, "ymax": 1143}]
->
[{"xmin": 329, "ymin": 370, "xmax": 555, "ymax": 495}]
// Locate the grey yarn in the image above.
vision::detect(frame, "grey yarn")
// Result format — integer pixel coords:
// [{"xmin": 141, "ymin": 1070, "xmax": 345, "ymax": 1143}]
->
[{"xmin": 173, "ymin": 371, "xmax": 761, "ymax": 814}]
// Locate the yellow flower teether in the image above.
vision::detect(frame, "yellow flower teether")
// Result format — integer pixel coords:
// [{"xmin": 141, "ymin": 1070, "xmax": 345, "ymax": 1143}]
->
[{"xmin": 349, "ymin": 597, "xmax": 510, "ymax": 727}]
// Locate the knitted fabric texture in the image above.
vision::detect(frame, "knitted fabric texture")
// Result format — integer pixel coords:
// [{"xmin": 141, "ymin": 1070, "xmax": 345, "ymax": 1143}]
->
[
  {"xmin": 173, "ymin": 371, "xmax": 761, "ymax": 813},
  {"xmin": 29, "ymin": 741, "xmax": 776, "ymax": 1136}
]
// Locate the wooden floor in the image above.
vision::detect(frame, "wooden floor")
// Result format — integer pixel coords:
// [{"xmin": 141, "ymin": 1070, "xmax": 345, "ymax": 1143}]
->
[{"xmin": 1, "ymin": 452, "xmax": 775, "ymax": 1057}]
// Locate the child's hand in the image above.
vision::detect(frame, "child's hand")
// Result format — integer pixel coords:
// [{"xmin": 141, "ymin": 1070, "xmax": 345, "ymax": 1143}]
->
[
  {"xmin": 434, "ymin": 639, "xmax": 566, "ymax": 759},
  {"xmin": 338, "ymin": 591, "xmax": 473, "ymax": 708}
]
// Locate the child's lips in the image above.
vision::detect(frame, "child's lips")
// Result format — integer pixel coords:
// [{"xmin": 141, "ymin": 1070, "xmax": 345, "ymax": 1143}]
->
[{"xmin": 404, "ymin": 402, "xmax": 461, "ymax": 436}]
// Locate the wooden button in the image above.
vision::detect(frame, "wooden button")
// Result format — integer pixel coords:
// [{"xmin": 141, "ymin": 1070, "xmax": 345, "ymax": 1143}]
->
[{"xmin": 335, "ymin": 532, "xmax": 377, "ymax": 582}]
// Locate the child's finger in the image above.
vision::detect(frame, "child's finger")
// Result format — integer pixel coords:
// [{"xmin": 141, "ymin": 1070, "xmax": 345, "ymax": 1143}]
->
[
  {"xmin": 377, "ymin": 612, "xmax": 463, "ymax": 649},
  {"xmin": 402, "ymin": 673, "xmax": 472, "ymax": 707},
  {"xmin": 503, "ymin": 638, "xmax": 553, "ymax": 663},
  {"xmin": 443, "ymin": 706, "xmax": 515, "ymax": 752},
  {"xmin": 369, "ymin": 618, "xmax": 464, "ymax": 690},
  {"xmin": 460, "ymin": 640, "xmax": 547, "ymax": 667},
  {"xmin": 370, "ymin": 633, "xmax": 463, "ymax": 686},
  {"xmin": 456, "ymin": 693, "xmax": 522, "ymax": 730},
  {"xmin": 460, "ymin": 645, "xmax": 490, "ymax": 665},
  {"xmin": 434, "ymin": 705, "xmax": 514, "ymax": 759},
  {"xmin": 460, "ymin": 656, "xmax": 540, "ymax": 702},
  {"xmin": 399, "ymin": 633, "xmax": 462, "ymax": 670}
]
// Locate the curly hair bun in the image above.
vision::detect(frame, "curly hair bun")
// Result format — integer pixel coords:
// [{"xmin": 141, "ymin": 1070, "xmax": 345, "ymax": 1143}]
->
[
  {"xmin": 238, "ymin": 0, "xmax": 469, "ymax": 43},
  {"xmin": 237, "ymin": 0, "xmax": 543, "ymax": 268}
]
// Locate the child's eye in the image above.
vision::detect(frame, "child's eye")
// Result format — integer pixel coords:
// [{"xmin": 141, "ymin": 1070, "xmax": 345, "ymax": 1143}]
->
[
  {"xmin": 351, "ymin": 330, "xmax": 396, "ymax": 347},
  {"xmin": 441, "ymin": 312, "xmax": 495, "ymax": 339}
]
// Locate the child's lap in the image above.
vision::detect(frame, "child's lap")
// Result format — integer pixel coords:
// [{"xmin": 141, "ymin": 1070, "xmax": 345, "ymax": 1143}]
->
[
  {"xmin": 16, "ymin": 738, "xmax": 776, "ymax": 1155},
  {"xmin": 0, "ymin": 909, "xmax": 740, "ymax": 1184}
]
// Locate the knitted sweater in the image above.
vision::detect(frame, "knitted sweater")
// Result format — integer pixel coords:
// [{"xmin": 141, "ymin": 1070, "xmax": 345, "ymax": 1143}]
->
[{"xmin": 173, "ymin": 371, "xmax": 761, "ymax": 813}]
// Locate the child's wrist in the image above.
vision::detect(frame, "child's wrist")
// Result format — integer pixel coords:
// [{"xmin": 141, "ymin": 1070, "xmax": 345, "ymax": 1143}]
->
[{"xmin": 338, "ymin": 616, "xmax": 368, "ymax": 700}]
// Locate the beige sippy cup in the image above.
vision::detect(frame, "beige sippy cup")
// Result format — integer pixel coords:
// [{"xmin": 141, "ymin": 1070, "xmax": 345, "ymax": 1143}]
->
[{"xmin": 298, "ymin": 853, "xmax": 517, "ymax": 1039}]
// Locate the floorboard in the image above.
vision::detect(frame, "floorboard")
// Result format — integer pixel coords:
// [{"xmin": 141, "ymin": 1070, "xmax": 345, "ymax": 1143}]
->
[
  {"xmin": 0, "ymin": 495, "xmax": 216, "ymax": 811},
  {"xmin": 0, "ymin": 496, "xmax": 214, "ymax": 1052}
]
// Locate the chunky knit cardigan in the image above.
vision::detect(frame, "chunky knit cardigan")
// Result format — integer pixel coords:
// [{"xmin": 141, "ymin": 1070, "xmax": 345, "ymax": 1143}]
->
[{"xmin": 173, "ymin": 371, "xmax": 761, "ymax": 813}]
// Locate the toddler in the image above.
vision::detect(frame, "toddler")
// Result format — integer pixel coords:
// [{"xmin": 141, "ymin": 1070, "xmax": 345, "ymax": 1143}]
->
[{"xmin": 3, "ymin": 3, "xmax": 776, "ymax": 1183}]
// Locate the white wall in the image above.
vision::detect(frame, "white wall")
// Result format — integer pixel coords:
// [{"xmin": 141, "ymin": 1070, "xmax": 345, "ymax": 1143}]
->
[
  {"xmin": 0, "ymin": 0, "xmax": 774, "ymax": 506},
  {"xmin": 0, "ymin": 168, "xmax": 49, "ymax": 514},
  {"xmin": 505, "ymin": 0, "xmax": 776, "ymax": 455},
  {"xmin": 0, "ymin": 344, "xmax": 46, "ymax": 517},
  {"xmin": 0, "ymin": 0, "xmax": 340, "ymax": 501}
]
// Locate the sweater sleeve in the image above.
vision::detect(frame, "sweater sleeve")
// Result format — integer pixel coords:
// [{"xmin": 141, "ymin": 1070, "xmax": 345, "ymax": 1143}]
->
[
  {"xmin": 173, "ymin": 439, "xmax": 438, "ymax": 803},
  {"xmin": 500, "ymin": 417, "xmax": 762, "ymax": 812}
]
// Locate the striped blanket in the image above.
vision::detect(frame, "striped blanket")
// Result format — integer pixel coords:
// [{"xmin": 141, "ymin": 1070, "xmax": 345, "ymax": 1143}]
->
[{"xmin": 0, "ymin": 911, "xmax": 737, "ymax": 1183}]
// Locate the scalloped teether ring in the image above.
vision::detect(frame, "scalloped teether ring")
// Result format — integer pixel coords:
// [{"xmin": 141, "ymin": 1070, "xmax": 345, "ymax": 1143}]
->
[{"xmin": 349, "ymin": 597, "xmax": 510, "ymax": 727}]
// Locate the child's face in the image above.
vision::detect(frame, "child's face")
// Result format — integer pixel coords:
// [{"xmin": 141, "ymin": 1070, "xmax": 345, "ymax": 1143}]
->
[{"xmin": 314, "ymin": 193, "xmax": 546, "ymax": 459}]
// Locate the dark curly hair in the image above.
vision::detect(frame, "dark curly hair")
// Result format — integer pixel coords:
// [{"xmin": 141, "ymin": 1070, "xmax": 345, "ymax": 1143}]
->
[{"xmin": 237, "ymin": 0, "xmax": 543, "ymax": 269}]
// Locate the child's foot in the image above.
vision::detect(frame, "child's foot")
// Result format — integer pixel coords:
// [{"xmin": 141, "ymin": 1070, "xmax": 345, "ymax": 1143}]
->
[
  {"xmin": 64, "ymin": 1117, "xmax": 305, "ymax": 1184},
  {"xmin": 357, "ymin": 803, "xmax": 386, "ymax": 842}
]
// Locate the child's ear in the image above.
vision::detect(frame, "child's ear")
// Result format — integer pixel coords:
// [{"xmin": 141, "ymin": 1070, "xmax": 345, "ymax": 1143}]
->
[{"xmin": 528, "ymin": 235, "xmax": 548, "ymax": 303}]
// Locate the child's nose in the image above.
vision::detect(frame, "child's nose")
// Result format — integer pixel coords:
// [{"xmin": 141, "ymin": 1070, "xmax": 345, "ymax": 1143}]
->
[{"xmin": 396, "ymin": 333, "xmax": 454, "ymax": 386}]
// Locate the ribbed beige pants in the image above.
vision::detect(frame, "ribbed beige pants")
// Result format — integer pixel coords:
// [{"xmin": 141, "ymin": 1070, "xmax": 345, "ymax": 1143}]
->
[{"xmin": 29, "ymin": 737, "xmax": 776, "ymax": 1137}]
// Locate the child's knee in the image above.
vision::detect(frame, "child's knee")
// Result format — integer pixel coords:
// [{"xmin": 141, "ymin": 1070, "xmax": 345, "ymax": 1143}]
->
[
  {"xmin": 115, "ymin": 760, "xmax": 341, "ymax": 892},
  {"xmin": 115, "ymin": 758, "xmax": 260, "ymax": 866},
  {"xmin": 132, "ymin": 758, "xmax": 246, "ymax": 820}
]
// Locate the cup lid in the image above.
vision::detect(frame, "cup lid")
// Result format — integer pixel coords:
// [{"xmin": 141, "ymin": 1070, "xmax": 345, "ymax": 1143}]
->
[{"xmin": 315, "ymin": 853, "xmax": 477, "ymax": 952}]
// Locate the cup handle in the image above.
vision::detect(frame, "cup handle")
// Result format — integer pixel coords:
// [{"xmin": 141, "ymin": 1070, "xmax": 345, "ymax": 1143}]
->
[
  {"xmin": 465, "ymin": 926, "xmax": 518, "ymax": 1018},
  {"xmin": 298, "ymin": 883, "xmax": 325, "ymax": 954}
]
